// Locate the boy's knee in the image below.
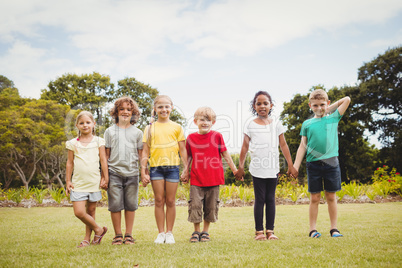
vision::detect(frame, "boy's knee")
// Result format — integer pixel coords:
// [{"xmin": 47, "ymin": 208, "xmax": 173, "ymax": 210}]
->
[
  {"xmin": 325, "ymin": 192, "xmax": 336, "ymax": 202},
  {"xmin": 310, "ymin": 193, "xmax": 321, "ymax": 203}
]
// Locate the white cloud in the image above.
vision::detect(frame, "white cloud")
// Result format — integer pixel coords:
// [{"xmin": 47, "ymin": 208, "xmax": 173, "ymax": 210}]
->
[{"xmin": 0, "ymin": 0, "xmax": 401, "ymax": 96}]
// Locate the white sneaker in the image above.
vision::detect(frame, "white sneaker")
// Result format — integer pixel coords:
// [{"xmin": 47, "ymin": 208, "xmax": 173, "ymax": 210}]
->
[
  {"xmin": 154, "ymin": 232, "xmax": 166, "ymax": 244},
  {"xmin": 165, "ymin": 232, "xmax": 175, "ymax": 244}
]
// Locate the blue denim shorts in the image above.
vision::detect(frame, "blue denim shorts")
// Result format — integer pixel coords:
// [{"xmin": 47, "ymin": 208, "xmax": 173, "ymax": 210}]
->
[
  {"xmin": 306, "ymin": 157, "xmax": 341, "ymax": 193},
  {"xmin": 107, "ymin": 170, "xmax": 139, "ymax": 212},
  {"xmin": 150, "ymin": 165, "xmax": 180, "ymax": 183},
  {"xmin": 70, "ymin": 191, "xmax": 102, "ymax": 202}
]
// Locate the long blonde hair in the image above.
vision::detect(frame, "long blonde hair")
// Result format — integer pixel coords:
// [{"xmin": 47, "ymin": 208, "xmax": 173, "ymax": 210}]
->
[
  {"xmin": 75, "ymin": 111, "xmax": 96, "ymax": 139},
  {"xmin": 146, "ymin": 95, "xmax": 173, "ymax": 146}
]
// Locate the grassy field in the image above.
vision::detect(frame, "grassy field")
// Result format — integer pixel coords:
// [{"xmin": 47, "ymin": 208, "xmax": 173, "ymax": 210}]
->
[{"xmin": 0, "ymin": 203, "xmax": 401, "ymax": 267}]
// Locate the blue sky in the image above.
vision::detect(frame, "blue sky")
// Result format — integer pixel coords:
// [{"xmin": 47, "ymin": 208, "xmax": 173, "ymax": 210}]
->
[{"xmin": 1, "ymin": 0, "xmax": 401, "ymax": 152}]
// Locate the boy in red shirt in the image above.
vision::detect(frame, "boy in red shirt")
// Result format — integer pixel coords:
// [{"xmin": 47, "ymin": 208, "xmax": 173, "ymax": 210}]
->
[{"xmin": 182, "ymin": 107, "xmax": 238, "ymax": 242}]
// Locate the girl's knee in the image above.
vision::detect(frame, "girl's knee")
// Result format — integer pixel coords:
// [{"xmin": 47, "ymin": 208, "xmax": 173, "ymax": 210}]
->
[
  {"xmin": 74, "ymin": 210, "xmax": 86, "ymax": 219},
  {"xmin": 154, "ymin": 197, "xmax": 165, "ymax": 207},
  {"xmin": 165, "ymin": 197, "xmax": 175, "ymax": 208}
]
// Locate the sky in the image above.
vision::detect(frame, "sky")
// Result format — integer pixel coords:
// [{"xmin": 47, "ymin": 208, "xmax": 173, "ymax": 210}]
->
[{"xmin": 1, "ymin": 0, "xmax": 401, "ymax": 152}]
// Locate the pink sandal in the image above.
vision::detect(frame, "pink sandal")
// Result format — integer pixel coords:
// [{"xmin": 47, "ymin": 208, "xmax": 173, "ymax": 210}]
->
[
  {"xmin": 92, "ymin": 227, "xmax": 108, "ymax": 245},
  {"xmin": 255, "ymin": 231, "xmax": 267, "ymax": 241},
  {"xmin": 266, "ymin": 231, "xmax": 279, "ymax": 240},
  {"xmin": 77, "ymin": 240, "xmax": 90, "ymax": 248}
]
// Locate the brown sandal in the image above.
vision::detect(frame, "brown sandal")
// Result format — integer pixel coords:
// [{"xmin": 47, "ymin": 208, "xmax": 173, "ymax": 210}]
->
[
  {"xmin": 190, "ymin": 231, "xmax": 200, "ymax": 243},
  {"xmin": 200, "ymin": 232, "xmax": 210, "ymax": 242},
  {"xmin": 123, "ymin": 234, "xmax": 135, "ymax": 245},
  {"xmin": 112, "ymin": 234, "xmax": 123, "ymax": 245},
  {"xmin": 255, "ymin": 231, "xmax": 267, "ymax": 241}
]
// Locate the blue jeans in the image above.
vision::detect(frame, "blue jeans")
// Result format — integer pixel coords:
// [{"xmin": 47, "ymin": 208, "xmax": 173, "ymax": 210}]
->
[{"xmin": 150, "ymin": 166, "xmax": 180, "ymax": 183}]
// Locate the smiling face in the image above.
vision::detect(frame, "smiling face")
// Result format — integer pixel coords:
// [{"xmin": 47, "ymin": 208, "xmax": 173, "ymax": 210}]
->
[
  {"xmin": 76, "ymin": 115, "xmax": 95, "ymax": 136},
  {"xmin": 154, "ymin": 97, "xmax": 173, "ymax": 121},
  {"xmin": 195, "ymin": 117, "xmax": 214, "ymax": 134},
  {"xmin": 253, "ymin": 94, "xmax": 273, "ymax": 118},
  {"xmin": 117, "ymin": 101, "xmax": 133, "ymax": 124},
  {"xmin": 309, "ymin": 98, "xmax": 330, "ymax": 118}
]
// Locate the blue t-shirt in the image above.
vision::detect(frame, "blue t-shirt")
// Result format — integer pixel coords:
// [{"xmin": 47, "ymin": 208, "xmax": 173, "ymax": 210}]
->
[{"xmin": 300, "ymin": 109, "xmax": 342, "ymax": 162}]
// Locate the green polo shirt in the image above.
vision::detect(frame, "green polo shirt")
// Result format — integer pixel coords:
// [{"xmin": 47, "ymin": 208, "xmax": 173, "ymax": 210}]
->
[{"xmin": 300, "ymin": 109, "xmax": 342, "ymax": 162}]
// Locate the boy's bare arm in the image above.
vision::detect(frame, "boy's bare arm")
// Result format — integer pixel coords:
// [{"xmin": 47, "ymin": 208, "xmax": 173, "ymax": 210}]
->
[
  {"xmin": 327, "ymin": 96, "xmax": 351, "ymax": 115},
  {"xmin": 221, "ymin": 150, "xmax": 239, "ymax": 177},
  {"xmin": 140, "ymin": 144, "xmax": 151, "ymax": 187},
  {"xmin": 294, "ymin": 136, "xmax": 307, "ymax": 171}
]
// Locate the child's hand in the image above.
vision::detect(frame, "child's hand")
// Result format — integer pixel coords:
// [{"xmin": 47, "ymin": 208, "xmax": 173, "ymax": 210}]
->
[
  {"xmin": 288, "ymin": 166, "xmax": 299, "ymax": 179},
  {"xmin": 66, "ymin": 181, "xmax": 73, "ymax": 196},
  {"xmin": 235, "ymin": 168, "xmax": 245, "ymax": 181},
  {"xmin": 141, "ymin": 171, "xmax": 151, "ymax": 187},
  {"xmin": 100, "ymin": 179, "xmax": 108, "ymax": 190},
  {"xmin": 180, "ymin": 172, "xmax": 189, "ymax": 184}
]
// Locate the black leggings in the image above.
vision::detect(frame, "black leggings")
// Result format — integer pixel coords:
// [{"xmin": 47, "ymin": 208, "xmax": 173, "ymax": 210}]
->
[{"xmin": 253, "ymin": 176, "xmax": 278, "ymax": 231}]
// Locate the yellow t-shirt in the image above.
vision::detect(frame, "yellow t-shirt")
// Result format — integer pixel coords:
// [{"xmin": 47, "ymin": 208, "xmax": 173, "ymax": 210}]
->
[
  {"xmin": 143, "ymin": 121, "xmax": 185, "ymax": 167},
  {"xmin": 66, "ymin": 136, "xmax": 105, "ymax": 192}
]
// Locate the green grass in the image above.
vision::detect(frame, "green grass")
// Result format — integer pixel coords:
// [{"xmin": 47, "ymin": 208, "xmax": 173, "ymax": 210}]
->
[{"xmin": 0, "ymin": 203, "xmax": 401, "ymax": 267}]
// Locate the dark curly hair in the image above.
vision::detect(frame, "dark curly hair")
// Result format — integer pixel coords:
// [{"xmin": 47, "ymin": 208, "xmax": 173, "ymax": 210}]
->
[
  {"xmin": 250, "ymin": 91, "xmax": 273, "ymax": 116},
  {"xmin": 109, "ymin": 96, "xmax": 140, "ymax": 125}
]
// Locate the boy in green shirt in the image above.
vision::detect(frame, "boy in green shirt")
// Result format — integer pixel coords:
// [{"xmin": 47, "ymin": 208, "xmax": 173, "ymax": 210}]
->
[{"xmin": 294, "ymin": 89, "xmax": 350, "ymax": 238}]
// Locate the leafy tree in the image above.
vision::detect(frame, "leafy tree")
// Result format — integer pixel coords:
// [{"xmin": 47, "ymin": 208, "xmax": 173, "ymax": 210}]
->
[
  {"xmin": 0, "ymin": 90, "xmax": 69, "ymax": 190},
  {"xmin": 281, "ymin": 86, "xmax": 378, "ymax": 182},
  {"xmin": 114, "ymin": 77, "xmax": 186, "ymax": 130},
  {"xmin": 41, "ymin": 72, "xmax": 115, "ymax": 120},
  {"xmin": 0, "ymin": 75, "xmax": 14, "ymax": 92},
  {"xmin": 357, "ymin": 46, "xmax": 402, "ymax": 171},
  {"xmin": 38, "ymin": 144, "xmax": 67, "ymax": 189}
]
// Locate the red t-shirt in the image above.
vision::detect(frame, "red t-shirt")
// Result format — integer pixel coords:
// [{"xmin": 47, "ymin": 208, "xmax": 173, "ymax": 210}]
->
[{"xmin": 186, "ymin": 131, "xmax": 227, "ymax": 187}]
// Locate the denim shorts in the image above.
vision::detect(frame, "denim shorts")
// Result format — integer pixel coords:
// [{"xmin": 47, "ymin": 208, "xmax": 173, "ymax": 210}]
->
[
  {"xmin": 70, "ymin": 191, "xmax": 102, "ymax": 202},
  {"xmin": 150, "ymin": 166, "xmax": 180, "ymax": 183},
  {"xmin": 188, "ymin": 185, "xmax": 220, "ymax": 223},
  {"xmin": 107, "ymin": 170, "xmax": 139, "ymax": 212},
  {"xmin": 306, "ymin": 157, "xmax": 341, "ymax": 193}
]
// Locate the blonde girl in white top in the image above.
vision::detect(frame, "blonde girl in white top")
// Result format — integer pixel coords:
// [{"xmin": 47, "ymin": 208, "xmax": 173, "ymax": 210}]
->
[{"xmin": 65, "ymin": 111, "xmax": 108, "ymax": 247}]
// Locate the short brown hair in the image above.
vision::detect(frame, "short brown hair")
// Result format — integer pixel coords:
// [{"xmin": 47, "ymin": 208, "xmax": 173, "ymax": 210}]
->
[
  {"xmin": 194, "ymin": 107, "xmax": 216, "ymax": 122},
  {"xmin": 309, "ymin": 89, "xmax": 328, "ymax": 102},
  {"xmin": 110, "ymin": 96, "xmax": 140, "ymax": 125}
]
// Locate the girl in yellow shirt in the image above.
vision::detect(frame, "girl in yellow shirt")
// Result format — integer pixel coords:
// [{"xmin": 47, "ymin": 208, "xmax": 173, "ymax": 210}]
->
[{"xmin": 141, "ymin": 95, "xmax": 188, "ymax": 244}]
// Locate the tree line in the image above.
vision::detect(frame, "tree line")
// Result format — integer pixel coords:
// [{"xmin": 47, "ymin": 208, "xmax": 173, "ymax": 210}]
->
[{"xmin": 0, "ymin": 46, "xmax": 400, "ymax": 189}]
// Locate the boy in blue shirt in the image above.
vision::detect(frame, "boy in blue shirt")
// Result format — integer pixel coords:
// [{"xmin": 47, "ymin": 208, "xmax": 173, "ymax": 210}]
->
[{"xmin": 294, "ymin": 89, "xmax": 350, "ymax": 238}]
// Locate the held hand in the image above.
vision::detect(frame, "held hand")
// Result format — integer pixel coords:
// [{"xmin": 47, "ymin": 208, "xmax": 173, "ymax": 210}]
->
[
  {"xmin": 141, "ymin": 172, "xmax": 151, "ymax": 187},
  {"xmin": 180, "ymin": 172, "xmax": 189, "ymax": 184},
  {"xmin": 288, "ymin": 166, "xmax": 299, "ymax": 179},
  {"xmin": 100, "ymin": 179, "xmax": 109, "ymax": 190},
  {"xmin": 66, "ymin": 181, "xmax": 73, "ymax": 196},
  {"xmin": 235, "ymin": 168, "xmax": 245, "ymax": 181},
  {"xmin": 233, "ymin": 170, "xmax": 244, "ymax": 181}
]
